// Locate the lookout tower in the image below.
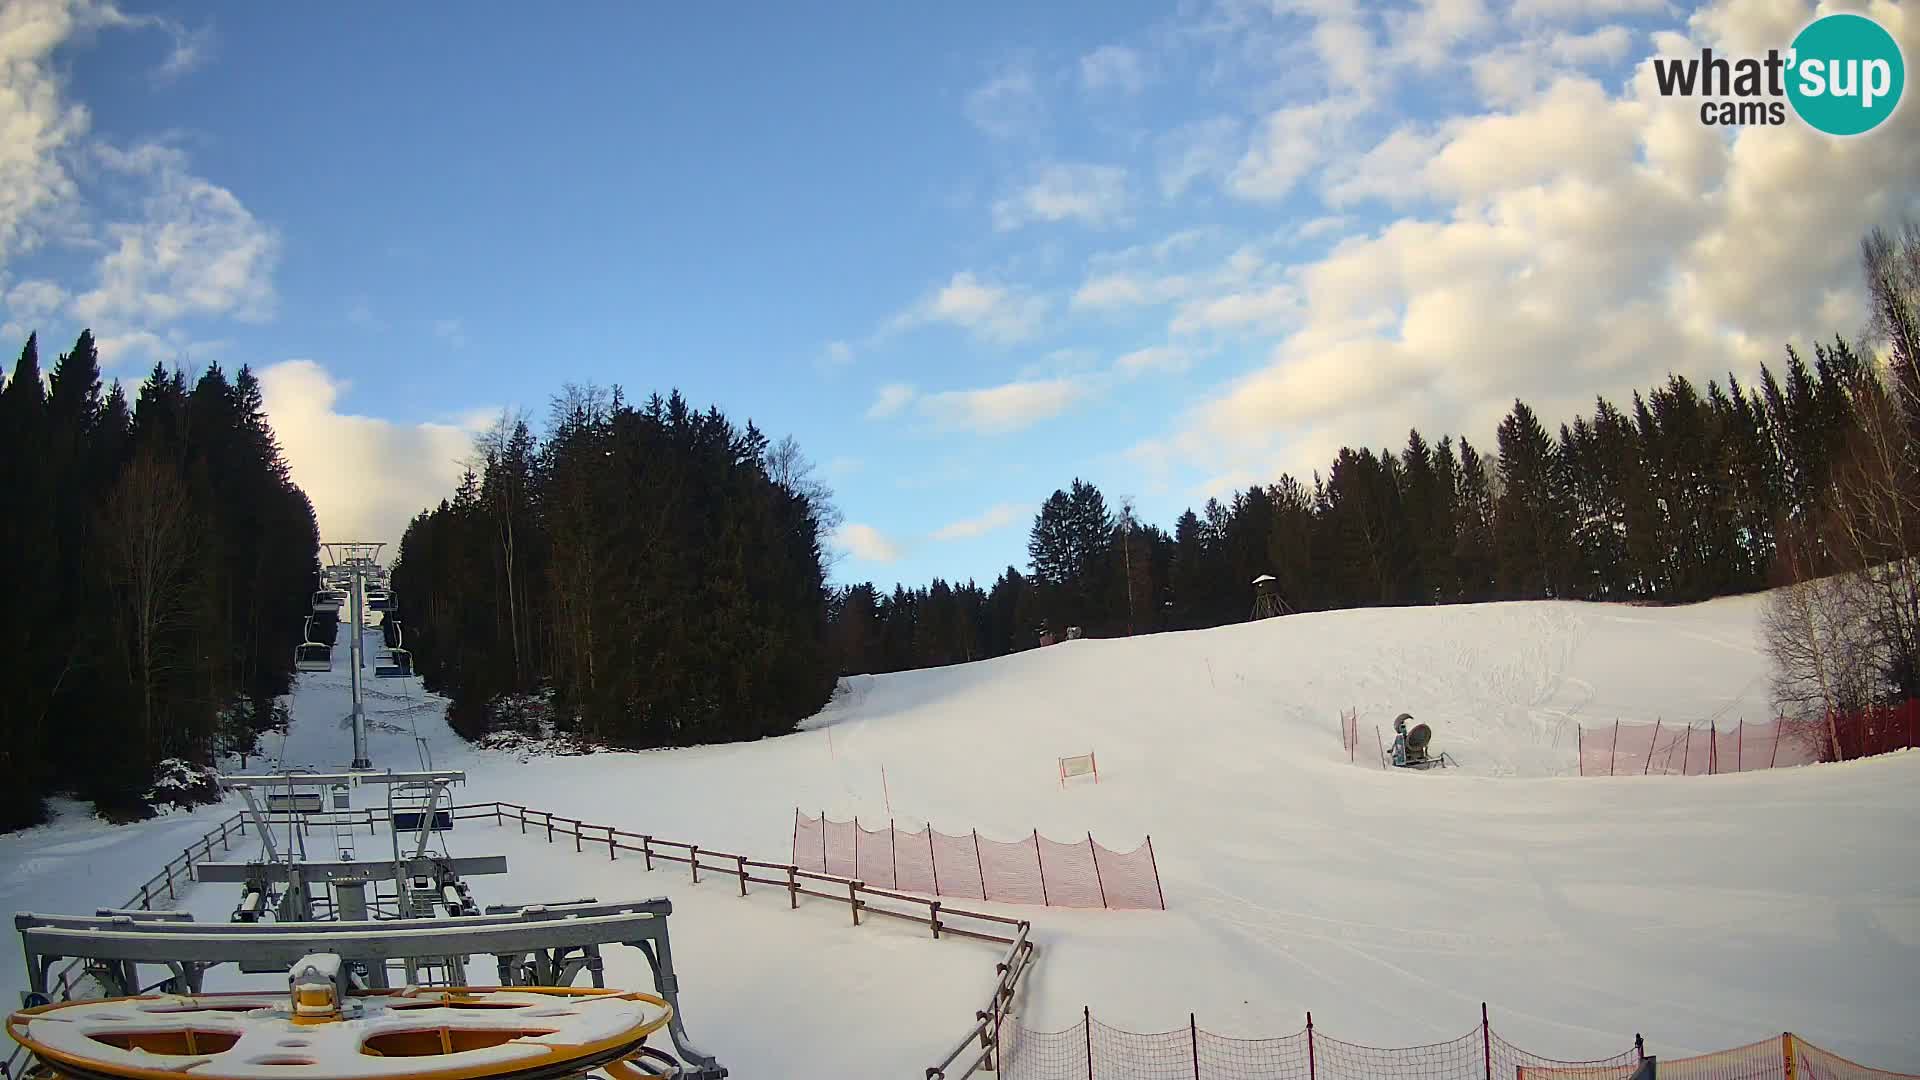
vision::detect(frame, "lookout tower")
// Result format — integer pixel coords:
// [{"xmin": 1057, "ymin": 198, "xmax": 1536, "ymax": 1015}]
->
[{"xmin": 1250, "ymin": 574, "xmax": 1292, "ymax": 621}]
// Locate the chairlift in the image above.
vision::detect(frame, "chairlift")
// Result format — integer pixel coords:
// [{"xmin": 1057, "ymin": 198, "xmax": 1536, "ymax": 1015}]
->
[
  {"xmin": 295, "ymin": 642, "xmax": 332, "ymax": 673},
  {"xmin": 311, "ymin": 589, "xmax": 343, "ymax": 614},
  {"xmin": 368, "ymin": 590, "xmax": 394, "ymax": 613},
  {"xmin": 375, "ymin": 648, "xmax": 413, "ymax": 678}
]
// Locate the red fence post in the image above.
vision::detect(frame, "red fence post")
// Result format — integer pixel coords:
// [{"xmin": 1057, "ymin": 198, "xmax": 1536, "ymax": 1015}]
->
[
  {"xmin": 1190, "ymin": 1012, "xmax": 1200, "ymax": 1080},
  {"xmin": 974, "ymin": 829, "xmax": 988, "ymax": 900},
  {"xmin": 1481, "ymin": 1003, "xmax": 1492, "ymax": 1080},
  {"xmin": 1034, "ymin": 829, "xmax": 1050, "ymax": 906},
  {"xmin": 1089, "ymin": 832, "xmax": 1108, "ymax": 909},
  {"xmin": 1085, "ymin": 1005, "xmax": 1094, "ymax": 1080},
  {"xmin": 1709, "ymin": 724, "xmax": 1717, "ymax": 775},
  {"xmin": 1148, "ymin": 835, "xmax": 1166, "ymax": 910},
  {"xmin": 1681, "ymin": 723, "xmax": 1691, "ymax": 775},
  {"xmin": 1771, "ymin": 721, "xmax": 1782, "ymax": 768},
  {"xmin": 1307, "ymin": 1012, "xmax": 1317, "ymax": 1080},
  {"xmin": 1644, "ymin": 718, "xmax": 1660, "ymax": 775},
  {"xmin": 890, "ymin": 818, "xmax": 898, "ymax": 890},
  {"xmin": 820, "ymin": 809, "xmax": 828, "ymax": 871}
]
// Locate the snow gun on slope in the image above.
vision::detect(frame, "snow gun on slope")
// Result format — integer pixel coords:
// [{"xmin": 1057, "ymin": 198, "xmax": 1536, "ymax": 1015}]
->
[{"xmin": 1390, "ymin": 714, "xmax": 1455, "ymax": 770}]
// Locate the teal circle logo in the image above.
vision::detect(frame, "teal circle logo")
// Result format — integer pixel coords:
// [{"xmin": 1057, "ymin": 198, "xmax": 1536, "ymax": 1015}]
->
[{"xmin": 1786, "ymin": 13, "xmax": 1904, "ymax": 136}]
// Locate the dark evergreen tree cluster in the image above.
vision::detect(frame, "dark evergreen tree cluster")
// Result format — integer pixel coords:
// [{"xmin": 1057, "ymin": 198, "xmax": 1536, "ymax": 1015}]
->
[
  {"xmin": 390, "ymin": 386, "xmax": 837, "ymax": 748},
  {"xmin": 0, "ymin": 331, "xmax": 321, "ymax": 829},
  {"xmin": 828, "ymin": 342, "xmax": 1873, "ymax": 675}
]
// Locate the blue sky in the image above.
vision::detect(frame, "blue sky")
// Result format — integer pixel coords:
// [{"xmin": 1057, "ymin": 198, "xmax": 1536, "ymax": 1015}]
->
[{"xmin": 2, "ymin": 0, "xmax": 1915, "ymax": 591}]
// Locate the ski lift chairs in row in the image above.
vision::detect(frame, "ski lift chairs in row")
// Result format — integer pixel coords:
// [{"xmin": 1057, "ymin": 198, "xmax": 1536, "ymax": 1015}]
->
[
  {"xmin": 375, "ymin": 649, "xmax": 413, "ymax": 678},
  {"xmin": 368, "ymin": 590, "xmax": 394, "ymax": 613},
  {"xmin": 295, "ymin": 616, "xmax": 333, "ymax": 672},
  {"xmin": 311, "ymin": 589, "xmax": 346, "ymax": 614}
]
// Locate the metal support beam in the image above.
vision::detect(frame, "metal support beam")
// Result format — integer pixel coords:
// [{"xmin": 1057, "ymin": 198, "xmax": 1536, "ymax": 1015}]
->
[{"xmin": 194, "ymin": 855, "xmax": 508, "ymax": 885}]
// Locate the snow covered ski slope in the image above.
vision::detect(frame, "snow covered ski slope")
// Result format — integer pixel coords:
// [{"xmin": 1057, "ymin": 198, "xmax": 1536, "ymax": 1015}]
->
[{"xmin": 4, "ymin": 594, "xmax": 1916, "ymax": 1076}]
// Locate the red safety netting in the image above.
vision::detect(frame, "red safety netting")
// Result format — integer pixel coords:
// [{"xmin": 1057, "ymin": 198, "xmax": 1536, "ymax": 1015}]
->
[
  {"xmin": 995, "ymin": 1014, "xmax": 1660, "ymax": 1080},
  {"xmin": 790, "ymin": 811, "xmax": 1165, "ymax": 910},
  {"xmin": 1582, "ymin": 714, "xmax": 1820, "ymax": 772}
]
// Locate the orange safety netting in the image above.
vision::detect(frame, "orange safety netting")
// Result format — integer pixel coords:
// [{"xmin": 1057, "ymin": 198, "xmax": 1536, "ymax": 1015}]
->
[
  {"xmin": 995, "ymin": 1014, "xmax": 1915, "ymax": 1080},
  {"xmin": 1577, "ymin": 702, "xmax": 1919, "ymax": 776},
  {"xmin": 791, "ymin": 811, "xmax": 1164, "ymax": 910}
]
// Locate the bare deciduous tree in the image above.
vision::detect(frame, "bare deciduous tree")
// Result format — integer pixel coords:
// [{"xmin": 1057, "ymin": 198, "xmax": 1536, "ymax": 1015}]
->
[{"xmin": 104, "ymin": 450, "xmax": 197, "ymax": 757}]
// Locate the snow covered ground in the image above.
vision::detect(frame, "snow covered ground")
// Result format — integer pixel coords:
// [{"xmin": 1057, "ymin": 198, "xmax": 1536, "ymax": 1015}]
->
[{"xmin": 4, "ymin": 593, "xmax": 1918, "ymax": 1075}]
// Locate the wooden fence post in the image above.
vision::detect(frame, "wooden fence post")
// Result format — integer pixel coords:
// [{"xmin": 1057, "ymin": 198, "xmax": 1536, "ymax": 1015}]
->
[
  {"xmin": 1085, "ymin": 1006, "xmax": 1094, "ymax": 1080},
  {"xmin": 736, "ymin": 855, "xmax": 747, "ymax": 897},
  {"xmin": 1308, "ymin": 1012, "xmax": 1317, "ymax": 1080},
  {"xmin": 890, "ymin": 819, "xmax": 898, "ymax": 890},
  {"xmin": 928, "ymin": 825, "xmax": 939, "ymax": 896},
  {"xmin": 573, "ymin": 819, "xmax": 582, "ymax": 853},
  {"xmin": 1190, "ymin": 1013, "xmax": 1200, "ymax": 1080},
  {"xmin": 1147, "ymin": 835, "xmax": 1166, "ymax": 910},
  {"xmin": 791, "ymin": 808, "xmax": 800, "ymax": 867},
  {"xmin": 608, "ymin": 826, "xmax": 617, "ymax": 860},
  {"xmin": 1611, "ymin": 719, "xmax": 1620, "ymax": 776},
  {"xmin": 787, "ymin": 866, "xmax": 797, "ymax": 910},
  {"xmin": 1645, "ymin": 718, "xmax": 1661, "ymax": 774},
  {"xmin": 690, "ymin": 845, "xmax": 700, "ymax": 884},
  {"xmin": 1481, "ymin": 1003, "xmax": 1492, "ymax": 1080},
  {"xmin": 642, "ymin": 835, "xmax": 653, "ymax": 871},
  {"xmin": 848, "ymin": 881, "xmax": 860, "ymax": 926},
  {"xmin": 1089, "ymin": 832, "xmax": 1108, "ymax": 908},
  {"xmin": 974, "ymin": 830, "xmax": 988, "ymax": 900}
]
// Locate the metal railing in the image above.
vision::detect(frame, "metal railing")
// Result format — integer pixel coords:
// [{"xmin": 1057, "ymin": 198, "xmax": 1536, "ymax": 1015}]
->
[{"xmin": 461, "ymin": 802, "xmax": 1038, "ymax": 1078}]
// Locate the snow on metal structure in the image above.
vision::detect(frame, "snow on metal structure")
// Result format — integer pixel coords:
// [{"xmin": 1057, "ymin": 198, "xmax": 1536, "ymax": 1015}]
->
[{"xmin": 6, "ymin": 768, "xmax": 731, "ymax": 1080}]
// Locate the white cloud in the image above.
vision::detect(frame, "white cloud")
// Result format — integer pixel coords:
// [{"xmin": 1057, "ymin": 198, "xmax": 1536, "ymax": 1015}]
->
[
  {"xmin": 919, "ymin": 377, "xmax": 1091, "ymax": 435},
  {"xmin": 1511, "ymin": 0, "xmax": 1673, "ymax": 21},
  {"xmin": 821, "ymin": 340, "xmax": 854, "ymax": 368},
  {"xmin": 1321, "ymin": 126, "xmax": 1448, "ymax": 208},
  {"xmin": 1080, "ymin": 45, "xmax": 1149, "ymax": 95},
  {"xmin": 4, "ymin": 277, "xmax": 66, "ymax": 318},
  {"xmin": 0, "ymin": 0, "xmax": 90, "ymax": 268},
  {"xmin": 867, "ymin": 382, "xmax": 916, "ymax": 419},
  {"xmin": 259, "ymin": 359, "xmax": 483, "ymax": 546},
  {"xmin": 1172, "ymin": 283, "xmax": 1303, "ymax": 334},
  {"xmin": 886, "ymin": 271, "xmax": 1049, "ymax": 345},
  {"xmin": 992, "ymin": 163, "xmax": 1130, "ymax": 231},
  {"xmin": 832, "ymin": 523, "xmax": 903, "ymax": 564},
  {"xmin": 966, "ymin": 64, "xmax": 1044, "ymax": 139},
  {"xmin": 1229, "ymin": 98, "xmax": 1365, "ymax": 202},
  {"xmin": 1148, "ymin": 0, "xmax": 1920, "ymax": 493},
  {"xmin": 1470, "ymin": 25, "xmax": 1638, "ymax": 107},
  {"xmin": 1115, "ymin": 345, "xmax": 1195, "ymax": 375},
  {"xmin": 931, "ymin": 502, "xmax": 1029, "ymax": 541},
  {"xmin": 69, "ymin": 142, "xmax": 279, "ymax": 325},
  {"xmin": 1156, "ymin": 117, "xmax": 1241, "ymax": 199},
  {"xmin": 153, "ymin": 21, "xmax": 213, "ymax": 82},
  {"xmin": 1386, "ymin": 0, "xmax": 1496, "ymax": 71}
]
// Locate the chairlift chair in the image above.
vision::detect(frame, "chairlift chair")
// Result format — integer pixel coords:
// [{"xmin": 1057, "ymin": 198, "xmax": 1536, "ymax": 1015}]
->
[
  {"xmin": 294, "ymin": 642, "xmax": 332, "ymax": 672},
  {"xmin": 375, "ymin": 648, "xmax": 413, "ymax": 678},
  {"xmin": 311, "ymin": 589, "xmax": 343, "ymax": 614}
]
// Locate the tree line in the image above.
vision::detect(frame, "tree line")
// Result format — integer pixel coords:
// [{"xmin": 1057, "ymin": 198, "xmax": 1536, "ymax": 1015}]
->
[
  {"xmin": 0, "ymin": 332, "xmax": 321, "ymax": 830},
  {"xmin": 390, "ymin": 386, "xmax": 839, "ymax": 748},
  {"xmin": 831, "ymin": 223, "xmax": 1920, "ymax": 729}
]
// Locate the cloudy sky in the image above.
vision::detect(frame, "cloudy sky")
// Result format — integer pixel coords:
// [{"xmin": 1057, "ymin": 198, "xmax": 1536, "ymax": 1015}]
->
[{"xmin": 2, "ymin": 0, "xmax": 1914, "ymax": 589}]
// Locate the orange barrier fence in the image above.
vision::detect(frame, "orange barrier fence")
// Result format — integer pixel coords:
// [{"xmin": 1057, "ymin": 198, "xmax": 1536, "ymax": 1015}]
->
[{"xmin": 791, "ymin": 810, "xmax": 1165, "ymax": 910}]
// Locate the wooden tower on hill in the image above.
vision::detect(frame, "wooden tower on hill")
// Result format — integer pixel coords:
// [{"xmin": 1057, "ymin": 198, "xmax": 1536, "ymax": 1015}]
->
[{"xmin": 1250, "ymin": 574, "xmax": 1293, "ymax": 621}]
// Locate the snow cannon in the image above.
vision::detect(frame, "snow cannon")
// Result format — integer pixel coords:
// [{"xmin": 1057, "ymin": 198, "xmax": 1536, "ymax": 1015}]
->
[
  {"xmin": 1393, "ymin": 717, "xmax": 1455, "ymax": 770},
  {"xmin": 5, "ymin": 971, "xmax": 689, "ymax": 1080}
]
